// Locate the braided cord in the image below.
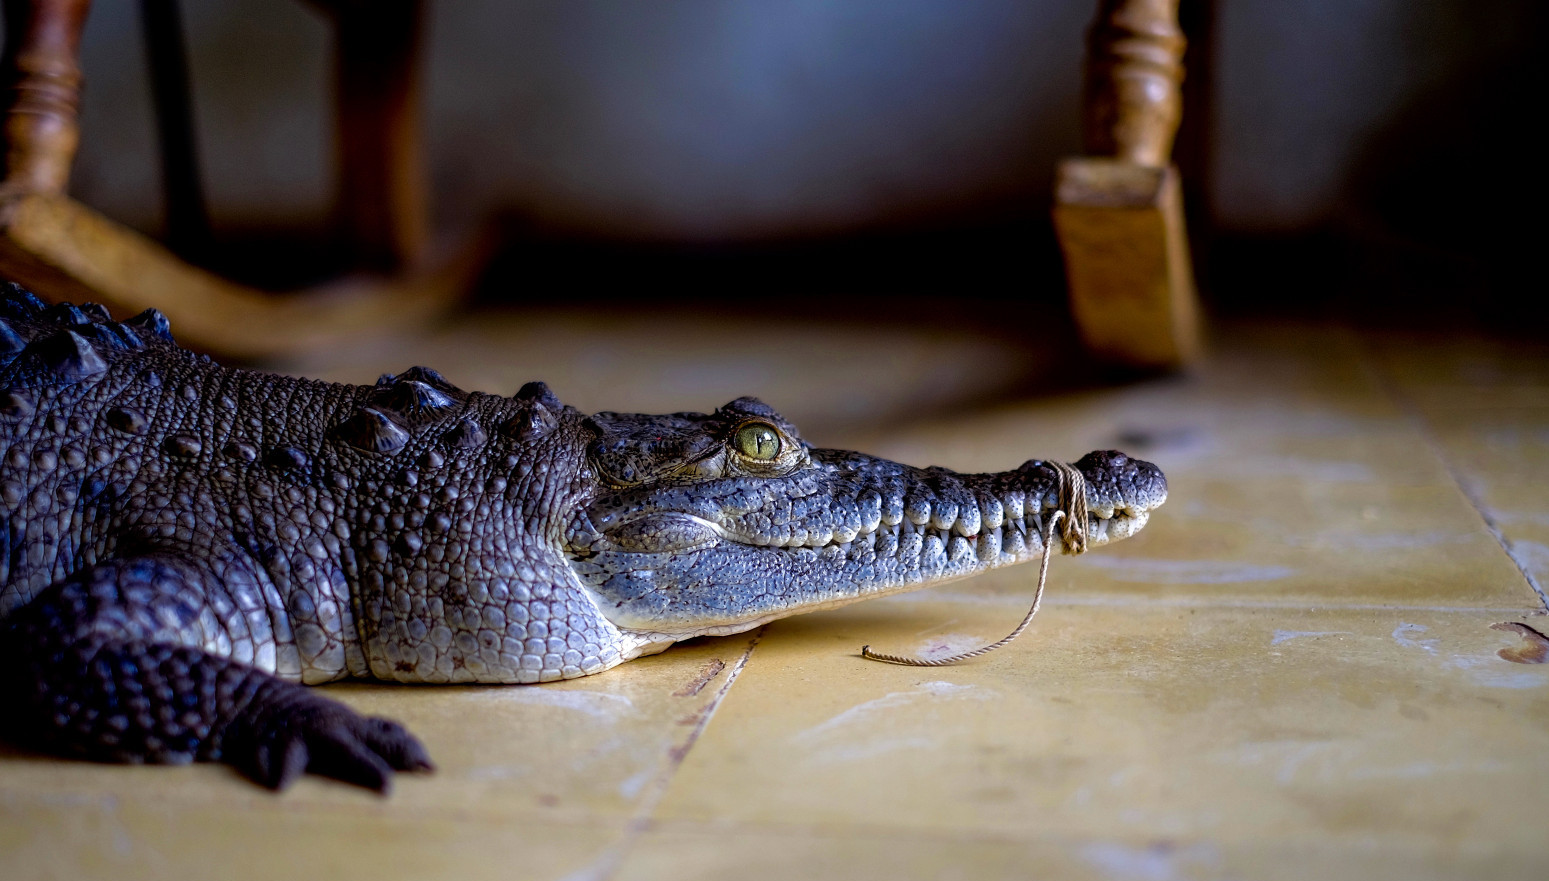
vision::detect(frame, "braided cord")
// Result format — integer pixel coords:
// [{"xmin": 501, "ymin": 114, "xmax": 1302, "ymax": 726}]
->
[{"xmin": 860, "ymin": 461, "xmax": 1089, "ymax": 667}]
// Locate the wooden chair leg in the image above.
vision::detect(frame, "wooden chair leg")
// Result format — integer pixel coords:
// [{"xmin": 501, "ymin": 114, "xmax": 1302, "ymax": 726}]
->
[
  {"xmin": 1, "ymin": 0, "xmax": 91, "ymax": 197},
  {"xmin": 0, "ymin": 0, "xmax": 473, "ymax": 360},
  {"xmin": 1053, "ymin": 0, "xmax": 1202, "ymax": 369}
]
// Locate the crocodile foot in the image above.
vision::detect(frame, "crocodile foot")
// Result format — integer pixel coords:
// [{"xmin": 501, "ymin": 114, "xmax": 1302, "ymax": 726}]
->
[{"xmin": 224, "ymin": 681, "xmax": 434, "ymax": 793}]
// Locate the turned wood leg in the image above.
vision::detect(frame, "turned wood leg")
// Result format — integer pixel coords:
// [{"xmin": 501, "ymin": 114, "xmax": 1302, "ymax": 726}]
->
[
  {"xmin": 0, "ymin": 0, "xmax": 475, "ymax": 359},
  {"xmin": 1054, "ymin": 0, "xmax": 1201, "ymax": 370},
  {"xmin": 1082, "ymin": 0, "xmax": 1186, "ymax": 168},
  {"xmin": 1, "ymin": 0, "xmax": 91, "ymax": 196}
]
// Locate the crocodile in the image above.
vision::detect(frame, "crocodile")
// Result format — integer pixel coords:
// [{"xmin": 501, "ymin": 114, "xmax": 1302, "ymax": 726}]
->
[{"xmin": 0, "ymin": 283, "xmax": 1167, "ymax": 792}]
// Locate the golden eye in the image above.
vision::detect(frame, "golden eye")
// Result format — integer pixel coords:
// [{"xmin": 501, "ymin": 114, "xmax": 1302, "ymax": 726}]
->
[{"xmin": 733, "ymin": 422, "xmax": 782, "ymax": 460}]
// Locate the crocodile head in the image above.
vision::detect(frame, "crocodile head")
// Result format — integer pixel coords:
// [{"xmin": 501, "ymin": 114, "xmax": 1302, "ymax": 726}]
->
[{"xmin": 563, "ymin": 396, "xmax": 1166, "ymax": 642}]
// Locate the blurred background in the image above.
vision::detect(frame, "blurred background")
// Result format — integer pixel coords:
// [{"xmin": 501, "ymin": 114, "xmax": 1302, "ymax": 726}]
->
[{"xmin": 62, "ymin": 0, "xmax": 1543, "ymax": 327}]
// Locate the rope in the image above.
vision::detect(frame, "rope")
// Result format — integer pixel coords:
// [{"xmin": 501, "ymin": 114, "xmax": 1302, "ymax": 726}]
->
[{"xmin": 860, "ymin": 460, "xmax": 1089, "ymax": 667}]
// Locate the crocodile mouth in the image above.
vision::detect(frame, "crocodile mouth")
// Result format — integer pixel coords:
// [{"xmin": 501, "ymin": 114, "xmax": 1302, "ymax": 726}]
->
[{"xmin": 714, "ymin": 497, "xmax": 1153, "ymax": 562}]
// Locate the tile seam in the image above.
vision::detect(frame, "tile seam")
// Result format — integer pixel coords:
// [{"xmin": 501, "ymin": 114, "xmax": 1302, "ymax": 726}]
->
[
  {"xmin": 1355, "ymin": 333, "xmax": 1549, "ymax": 612},
  {"xmin": 566, "ymin": 626, "xmax": 765, "ymax": 881}
]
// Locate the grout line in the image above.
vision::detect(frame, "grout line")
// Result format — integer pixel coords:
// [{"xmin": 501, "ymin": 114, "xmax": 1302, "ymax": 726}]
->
[
  {"xmin": 1354, "ymin": 332, "xmax": 1549, "ymax": 612},
  {"xmin": 1440, "ymin": 472, "xmax": 1549, "ymax": 610},
  {"xmin": 561, "ymin": 627, "xmax": 765, "ymax": 881}
]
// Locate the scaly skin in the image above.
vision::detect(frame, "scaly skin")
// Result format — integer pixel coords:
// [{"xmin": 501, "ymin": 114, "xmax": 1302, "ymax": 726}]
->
[{"xmin": 0, "ymin": 283, "xmax": 1166, "ymax": 791}]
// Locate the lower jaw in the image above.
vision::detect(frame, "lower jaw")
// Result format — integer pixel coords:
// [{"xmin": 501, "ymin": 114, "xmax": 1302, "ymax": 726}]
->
[{"xmin": 604, "ymin": 549, "xmax": 1043, "ymax": 641}]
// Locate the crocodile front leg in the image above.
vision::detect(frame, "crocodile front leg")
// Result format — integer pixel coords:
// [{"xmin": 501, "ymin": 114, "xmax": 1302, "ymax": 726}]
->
[{"xmin": 0, "ymin": 555, "xmax": 431, "ymax": 791}]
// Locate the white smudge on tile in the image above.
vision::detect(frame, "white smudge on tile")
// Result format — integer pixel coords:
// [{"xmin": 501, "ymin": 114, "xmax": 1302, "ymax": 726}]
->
[
  {"xmin": 488, "ymin": 688, "xmax": 637, "ymax": 719},
  {"xmin": 795, "ymin": 681, "xmax": 990, "ymax": 743},
  {"xmin": 1270, "ymin": 630, "xmax": 1348, "ymax": 645},
  {"xmin": 1392, "ymin": 622, "xmax": 1439, "ymax": 655},
  {"xmin": 1077, "ymin": 840, "xmax": 1220, "ymax": 881}
]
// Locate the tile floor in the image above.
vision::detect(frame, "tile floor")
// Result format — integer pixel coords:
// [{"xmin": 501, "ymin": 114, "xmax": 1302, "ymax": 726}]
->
[{"xmin": 2, "ymin": 313, "xmax": 1546, "ymax": 880}]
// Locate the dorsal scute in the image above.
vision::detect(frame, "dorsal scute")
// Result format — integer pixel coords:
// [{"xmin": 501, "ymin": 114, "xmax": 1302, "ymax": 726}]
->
[
  {"xmin": 21, "ymin": 329, "xmax": 109, "ymax": 382},
  {"xmin": 373, "ymin": 379, "xmax": 456, "ymax": 418},
  {"xmin": 0, "ymin": 318, "xmax": 26, "ymax": 357},
  {"xmin": 0, "ymin": 283, "xmax": 178, "ymax": 363},
  {"xmin": 335, "ymin": 406, "xmax": 413, "ymax": 453},
  {"xmin": 334, "ymin": 366, "xmax": 471, "ymax": 456},
  {"xmin": 0, "ymin": 283, "xmax": 47, "ymax": 322},
  {"xmin": 377, "ymin": 365, "xmax": 464, "ymax": 397},
  {"xmin": 123, "ymin": 307, "xmax": 175, "ymax": 343}
]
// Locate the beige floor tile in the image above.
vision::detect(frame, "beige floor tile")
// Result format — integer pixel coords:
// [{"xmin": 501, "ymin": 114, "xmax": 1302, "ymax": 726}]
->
[
  {"xmin": 651, "ymin": 602, "xmax": 1549, "ymax": 854},
  {"xmin": 1407, "ymin": 405, "xmax": 1549, "ymax": 602},
  {"xmin": 1362, "ymin": 334, "xmax": 1549, "ymax": 606},
  {"xmin": 1363, "ymin": 330, "xmax": 1549, "ymax": 409},
  {"xmin": 615, "ymin": 822, "xmax": 1542, "ymax": 881},
  {"xmin": 838, "ymin": 325, "xmax": 1540, "ymax": 609},
  {"xmin": 0, "ymin": 792, "xmax": 621, "ymax": 881}
]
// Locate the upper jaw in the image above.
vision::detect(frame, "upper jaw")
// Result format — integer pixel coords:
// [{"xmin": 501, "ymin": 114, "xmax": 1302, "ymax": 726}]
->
[
  {"xmin": 571, "ymin": 448, "xmax": 1167, "ymax": 560},
  {"xmin": 562, "ymin": 449, "xmax": 1166, "ymax": 637}
]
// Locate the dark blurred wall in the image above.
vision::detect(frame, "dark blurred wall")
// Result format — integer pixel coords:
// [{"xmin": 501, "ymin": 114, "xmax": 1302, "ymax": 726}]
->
[
  {"xmin": 67, "ymin": 0, "xmax": 1087, "ymax": 242},
  {"xmin": 1211, "ymin": 0, "xmax": 1539, "ymax": 232},
  {"xmin": 44, "ymin": 0, "xmax": 1545, "ymax": 288}
]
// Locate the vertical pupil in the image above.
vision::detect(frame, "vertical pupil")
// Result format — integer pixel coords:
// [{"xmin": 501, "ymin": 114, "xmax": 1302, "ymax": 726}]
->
[{"xmin": 740, "ymin": 424, "xmax": 779, "ymax": 458}]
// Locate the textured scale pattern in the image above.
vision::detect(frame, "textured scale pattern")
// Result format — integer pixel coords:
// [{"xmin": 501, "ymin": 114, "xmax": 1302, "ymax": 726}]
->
[
  {"xmin": 0, "ymin": 282, "xmax": 1166, "ymax": 792},
  {"xmin": 0, "ymin": 284, "xmax": 637, "ymax": 790}
]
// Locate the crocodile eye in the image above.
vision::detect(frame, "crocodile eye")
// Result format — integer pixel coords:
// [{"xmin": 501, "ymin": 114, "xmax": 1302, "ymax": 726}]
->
[{"xmin": 733, "ymin": 422, "xmax": 781, "ymax": 460}]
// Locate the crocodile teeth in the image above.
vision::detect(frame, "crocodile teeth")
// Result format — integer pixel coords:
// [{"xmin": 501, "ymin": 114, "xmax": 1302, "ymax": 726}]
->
[
  {"xmin": 858, "ymin": 493, "xmax": 882, "ymax": 534},
  {"xmin": 1002, "ymin": 491, "xmax": 1025, "ymax": 521},
  {"xmin": 948, "ymin": 535, "xmax": 974, "ymax": 564},
  {"xmin": 922, "ymin": 535, "xmax": 946, "ymax": 568},
  {"xmin": 954, "ymin": 505, "xmax": 981, "ymax": 537},
  {"xmin": 877, "ymin": 532, "xmax": 899, "ymax": 558},
  {"xmin": 980, "ymin": 496, "xmax": 1004, "ymax": 530},
  {"xmin": 930, "ymin": 501, "xmax": 958, "ymax": 532},
  {"xmin": 1004, "ymin": 528, "xmax": 1027, "ymax": 556},
  {"xmin": 978, "ymin": 528, "xmax": 1001, "ymax": 562}
]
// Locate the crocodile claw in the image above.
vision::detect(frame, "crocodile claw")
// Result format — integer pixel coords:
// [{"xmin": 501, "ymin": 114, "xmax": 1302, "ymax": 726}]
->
[{"xmin": 229, "ymin": 685, "xmax": 434, "ymax": 793}]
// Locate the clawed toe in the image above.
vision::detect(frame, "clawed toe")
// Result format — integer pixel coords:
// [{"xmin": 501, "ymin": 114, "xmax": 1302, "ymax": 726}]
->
[{"xmin": 230, "ymin": 684, "xmax": 434, "ymax": 793}]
